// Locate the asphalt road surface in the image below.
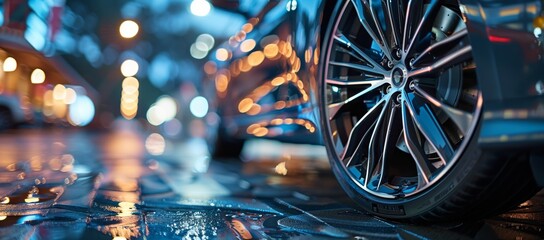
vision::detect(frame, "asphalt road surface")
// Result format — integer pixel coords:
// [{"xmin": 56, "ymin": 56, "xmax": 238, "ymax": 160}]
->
[{"xmin": 0, "ymin": 126, "xmax": 542, "ymax": 239}]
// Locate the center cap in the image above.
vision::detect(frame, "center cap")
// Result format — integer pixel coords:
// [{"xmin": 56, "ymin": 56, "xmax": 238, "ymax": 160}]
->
[{"xmin": 392, "ymin": 68, "xmax": 405, "ymax": 86}]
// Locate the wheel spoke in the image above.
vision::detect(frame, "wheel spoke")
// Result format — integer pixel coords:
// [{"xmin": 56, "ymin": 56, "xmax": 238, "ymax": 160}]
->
[
  {"xmin": 402, "ymin": 0, "xmax": 422, "ymax": 51},
  {"xmin": 401, "ymin": 102, "xmax": 432, "ymax": 188},
  {"xmin": 376, "ymin": 101, "xmax": 401, "ymax": 189},
  {"xmin": 382, "ymin": 0, "xmax": 403, "ymax": 48},
  {"xmin": 326, "ymin": 78, "xmax": 384, "ymax": 86},
  {"xmin": 411, "ymin": 29, "xmax": 468, "ymax": 67},
  {"xmin": 404, "ymin": 92, "xmax": 455, "ymax": 164},
  {"xmin": 405, "ymin": 0, "xmax": 440, "ymax": 57},
  {"xmin": 334, "ymin": 31, "xmax": 387, "ymax": 73},
  {"xmin": 367, "ymin": 0, "xmax": 392, "ymax": 53},
  {"xmin": 365, "ymin": 96, "xmax": 392, "ymax": 187},
  {"xmin": 342, "ymin": 99, "xmax": 386, "ymax": 160},
  {"xmin": 329, "ymin": 61, "xmax": 386, "ymax": 76},
  {"xmin": 350, "ymin": 0, "xmax": 393, "ymax": 61},
  {"xmin": 412, "ymin": 83, "xmax": 474, "ymax": 133},
  {"xmin": 327, "ymin": 80, "xmax": 388, "ymax": 120},
  {"xmin": 408, "ymin": 45, "xmax": 472, "ymax": 78}
]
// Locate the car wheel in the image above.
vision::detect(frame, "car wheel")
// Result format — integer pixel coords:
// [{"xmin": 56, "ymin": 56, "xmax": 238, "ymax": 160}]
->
[
  {"xmin": 319, "ymin": 0, "xmax": 540, "ymax": 222},
  {"xmin": 210, "ymin": 125, "xmax": 245, "ymax": 160},
  {"xmin": 0, "ymin": 107, "xmax": 14, "ymax": 131}
]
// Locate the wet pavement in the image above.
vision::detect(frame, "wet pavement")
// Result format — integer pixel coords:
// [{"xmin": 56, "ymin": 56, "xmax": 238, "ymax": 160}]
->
[{"xmin": 0, "ymin": 126, "xmax": 542, "ymax": 239}]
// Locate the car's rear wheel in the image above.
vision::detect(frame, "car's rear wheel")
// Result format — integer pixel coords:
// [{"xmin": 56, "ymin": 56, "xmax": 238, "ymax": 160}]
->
[
  {"xmin": 0, "ymin": 107, "xmax": 14, "ymax": 131},
  {"xmin": 319, "ymin": 0, "xmax": 539, "ymax": 222},
  {"xmin": 210, "ymin": 123, "xmax": 245, "ymax": 160}
]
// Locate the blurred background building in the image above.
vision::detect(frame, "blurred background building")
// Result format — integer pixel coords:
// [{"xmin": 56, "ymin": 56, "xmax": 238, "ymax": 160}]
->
[{"xmin": 0, "ymin": 0, "xmax": 258, "ymax": 137}]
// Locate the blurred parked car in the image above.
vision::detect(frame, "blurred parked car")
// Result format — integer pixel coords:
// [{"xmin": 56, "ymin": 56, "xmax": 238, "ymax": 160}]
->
[{"xmin": 204, "ymin": 0, "xmax": 544, "ymax": 223}]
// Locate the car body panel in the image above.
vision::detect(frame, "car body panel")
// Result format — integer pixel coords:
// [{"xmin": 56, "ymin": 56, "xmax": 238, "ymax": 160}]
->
[{"xmin": 460, "ymin": 0, "xmax": 544, "ymax": 148}]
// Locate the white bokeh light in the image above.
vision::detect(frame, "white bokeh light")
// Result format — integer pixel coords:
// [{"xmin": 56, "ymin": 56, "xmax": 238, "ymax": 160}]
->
[
  {"xmin": 190, "ymin": 43, "xmax": 208, "ymax": 59},
  {"xmin": 189, "ymin": 96, "xmax": 209, "ymax": 118},
  {"xmin": 146, "ymin": 96, "xmax": 178, "ymax": 126},
  {"xmin": 146, "ymin": 105, "xmax": 163, "ymax": 126},
  {"xmin": 64, "ymin": 88, "xmax": 77, "ymax": 105},
  {"xmin": 68, "ymin": 95, "xmax": 95, "ymax": 126},
  {"xmin": 190, "ymin": 0, "xmax": 211, "ymax": 17},
  {"xmin": 3, "ymin": 57, "xmax": 17, "ymax": 72},
  {"xmin": 31, "ymin": 68, "xmax": 45, "ymax": 84},
  {"xmin": 119, "ymin": 20, "xmax": 139, "ymax": 38},
  {"xmin": 156, "ymin": 96, "xmax": 177, "ymax": 122},
  {"xmin": 120, "ymin": 59, "xmax": 139, "ymax": 77},
  {"xmin": 196, "ymin": 34, "xmax": 215, "ymax": 51}
]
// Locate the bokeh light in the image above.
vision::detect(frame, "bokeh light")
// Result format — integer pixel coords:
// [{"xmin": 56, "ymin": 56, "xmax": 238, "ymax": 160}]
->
[
  {"xmin": 240, "ymin": 39, "xmax": 256, "ymax": 52},
  {"xmin": 163, "ymin": 119, "xmax": 182, "ymax": 137},
  {"xmin": 155, "ymin": 96, "xmax": 177, "ymax": 121},
  {"xmin": 121, "ymin": 77, "xmax": 140, "ymax": 120},
  {"xmin": 216, "ymin": 48, "xmax": 229, "ymax": 61},
  {"xmin": 3, "ymin": 57, "xmax": 17, "ymax": 72},
  {"xmin": 64, "ymin": 88, "xmax": 77, "ymax": 105},
  {"xmin": 196, "ymin": 34, "xmax": 215, "ymax": 51},
  {"xmin": 190, "ymin": 43, "xmax": 208, "ymax": 59},
  {"xmin": 53, "ymin": 84, "xmax": 67, "ymax": 100},
  {"xmin": 146, "ymin": 105, "xmax": 162, "ymax": 126},
  {"xmin": 190, "ymin": 0, "xmax": 211, "ymax": 17},
  {"xmin": 189, "ymin": 96, "xmax": 208, "ymax": 118},
  {"xmin": 119, "ymin": 20, "xmax": 139, "ymax": 38},
  {"xmin": 145, "ymin": 133, "xmax": 166, "ymax": 155},
  {"xmin": 31, "ymin": 68, "xmax": 45, "ymax": 84},
  {"xmin": 68, "ymin": 95, "xmax": 95, "ymax": 126},
  {"xmin": 146, "ymin": 96, "xmax": 177, "ymax": 126},
  {"xmin": 120, "ymin": 59, "xmax": 139, "ymax": 77}
]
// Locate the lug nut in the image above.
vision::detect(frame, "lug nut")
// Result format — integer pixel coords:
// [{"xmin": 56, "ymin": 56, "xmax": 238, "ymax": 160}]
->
[
  {"xmin": 387, "ymin": 60, "xmax": 394, "ymax": 68},
  {"xmin": 409, "ymin": 58, "xmax": 415, "ymax": 67},
  {"xmin": 409, "ymin": 81, "xmax": 415, "ymax": 91},
  {"xmin": 385, "ymin": 85, "xmax": 392, "ymax": 93},
  {"xmin": 396, "ymin": 94, "xmax": 402, "ymax": 103},
  {"xmin": 392, "ymin": 47, "xmax": 402, "ymax": 60}
]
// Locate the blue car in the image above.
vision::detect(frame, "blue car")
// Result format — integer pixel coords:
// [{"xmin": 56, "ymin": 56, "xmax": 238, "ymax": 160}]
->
[{"xmin": 205, "ymin": 0, "xmax": 544, "ymax": 222}]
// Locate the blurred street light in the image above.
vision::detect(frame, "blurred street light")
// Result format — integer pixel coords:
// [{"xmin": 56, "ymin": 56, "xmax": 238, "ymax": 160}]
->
[
  {"xmin": 145, "ymin": 133, "xmax": 166, "ymax": 155},
  {"xmin": 190, "ymin": 0, "xmax": 211, "ymax": 17},
  {"xmin": 3, "ymin": 57, "xmax": 17, "ymax": 72},
  {"xmin": 53, "ymin": 84, "xmax": 67, "ymax": 100},
  {"xmin": 119, "ymin": 20, "xmax": 139, "ymax": 39},
  {"xmin": 215, "ymin": 48, "xmax": 229, "ymax": 61},
  {"xmin": 31, "ymin": 68, "xmax": 46, "ymax": 84},
  {"xmin": 146, "ymin": 96, "xmax": 177, "ymax": 126},
  {"xmin": 190, "ymin": 43, "xmax": 208, "ymax": 59},
  {"xmin": 189, "ymin": 96, "xmax": 208, "ymax": 118},
  {"xmin": 120, "ymin": 59, "xmax": 139, "ymax": 77},
  {"xmin": 240, "ymin": 39, "xmax": 256, "ymax": 52},
  {"xmin": 68, "ymin": 95, "xmax": 95, "ymax": 126},
  {"xmin": 64, "ymin": 88, "xmax": 77, "ymax": 105},
  {"xmin": 121, "ymin": 77, "xmax": 140, "ymax": 120},
  {"xmin": 196, "ymin": 34, "xmax": 215, "ymax": 51}
]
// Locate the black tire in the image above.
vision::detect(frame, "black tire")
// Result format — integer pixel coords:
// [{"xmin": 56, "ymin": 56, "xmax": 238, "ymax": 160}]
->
[
  {"xmin": 0, "ymin": 107, "xmax": 14, "ymax": 131},
  {"xmin": 318, "ymin": 0, "xmax": 540, "ymax": 223},
  {"xmin": 210, "ymin": 126, "xmax": 245, "ymax": 160}
]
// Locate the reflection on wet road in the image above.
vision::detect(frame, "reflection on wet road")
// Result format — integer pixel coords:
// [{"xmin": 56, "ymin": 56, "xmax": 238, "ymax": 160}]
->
[{"xmin": 0, "ymin": 127, "xmax": 542, "ymax": 239}]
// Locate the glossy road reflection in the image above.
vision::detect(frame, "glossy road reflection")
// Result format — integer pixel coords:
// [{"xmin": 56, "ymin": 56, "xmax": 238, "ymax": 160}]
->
[{"xmin": 0, "ymin": 127, "xmax": 542, "ymax": 239}]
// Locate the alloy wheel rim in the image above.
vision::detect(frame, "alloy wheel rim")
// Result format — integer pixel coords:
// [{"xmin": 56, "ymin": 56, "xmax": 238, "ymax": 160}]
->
[{"xmin": 323, "ymin": 0, "xmax": 482, "ymax": 198}]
